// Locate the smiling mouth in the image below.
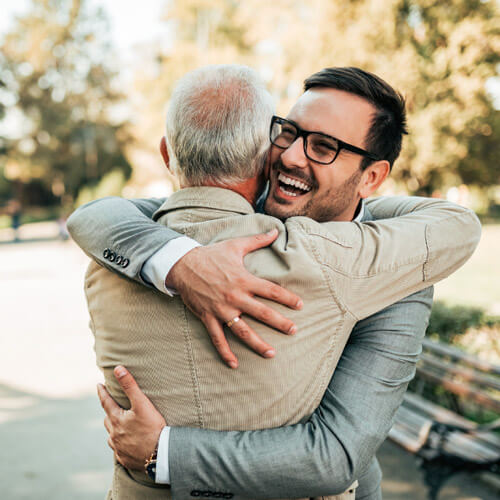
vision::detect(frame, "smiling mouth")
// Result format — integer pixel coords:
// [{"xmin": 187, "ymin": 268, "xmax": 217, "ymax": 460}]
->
[{"xmin": 277, "ymin": 172, "xmax": 312, "ymax": 198}]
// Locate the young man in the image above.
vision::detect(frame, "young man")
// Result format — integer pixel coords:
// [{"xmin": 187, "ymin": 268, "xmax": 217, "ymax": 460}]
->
[{"xmin": 69, "ymin": 66, "xmax": 480, "ymax": 500}]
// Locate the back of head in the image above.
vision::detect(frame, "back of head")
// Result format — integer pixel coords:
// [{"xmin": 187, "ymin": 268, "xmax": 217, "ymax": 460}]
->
[
  {"xmin": 304, "ymin": 67, "xmax": 407, "ymax": 170},
  {"xmin": 166, "ymin": 64, "xmax": 275, "ymax": 186}
]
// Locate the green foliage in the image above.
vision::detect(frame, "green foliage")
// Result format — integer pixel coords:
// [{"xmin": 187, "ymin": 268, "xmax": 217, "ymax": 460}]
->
[
  {"xmin": 1, "ymin": 0, "xmax": 498, "ymax": 208},
  {"xmin": 140, "ymin": 0, "xmax": 499, "ymax": 196},
  {"xmin": 0, "ymin": 0, "xmax": 132, "ymax": 207},
  {"xmin": 75, "ymin": 168, "xmax": 126, "ymax": 208},
  {"xmin": 428, "ymin": 301, "xmax": 485, "ymax": 341},
  {"xmin": 415, "ymin": 301, "xmax": 500, "ymax": 424},
  {"xmin": 427, "ymin": 300, "xmax": 500, "ymax": 342}
]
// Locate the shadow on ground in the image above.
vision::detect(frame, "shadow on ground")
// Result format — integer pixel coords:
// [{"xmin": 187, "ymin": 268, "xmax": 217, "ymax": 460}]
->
[{"xmin": 0, "ymin": 383, "xmax": 112, "ymax": 500}]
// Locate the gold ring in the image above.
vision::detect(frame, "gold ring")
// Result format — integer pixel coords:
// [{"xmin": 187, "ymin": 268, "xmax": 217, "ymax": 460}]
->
[{"xmin": 226, "ymin": 316, "xmax": 241, "ymax": 328}]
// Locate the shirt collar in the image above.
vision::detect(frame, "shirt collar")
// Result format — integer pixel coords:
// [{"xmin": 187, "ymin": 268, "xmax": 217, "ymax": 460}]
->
[
  {"xmin": 353, "ymin": 199, "xmax": 365, "ymax": 222},
  {"xmin": 155, "ymin": 184, "xmax": 365, "ymax": 223}
]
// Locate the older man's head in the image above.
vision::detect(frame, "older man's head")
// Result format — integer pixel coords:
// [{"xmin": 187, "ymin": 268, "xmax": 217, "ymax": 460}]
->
[{"xmin": 165, "ymin": 64, "xmax": 274, "ymax": 187}]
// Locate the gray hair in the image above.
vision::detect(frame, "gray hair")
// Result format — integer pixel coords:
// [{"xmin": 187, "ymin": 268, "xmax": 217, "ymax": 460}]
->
[{"xmin": 165, "ymin": 64, "xmax": 275, "ymax": 186}]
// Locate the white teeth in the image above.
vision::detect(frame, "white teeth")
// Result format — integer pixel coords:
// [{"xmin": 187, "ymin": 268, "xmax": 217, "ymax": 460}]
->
[{"xmin": 278, "ymin": 173, "xmax": 311, "ymax": 193}]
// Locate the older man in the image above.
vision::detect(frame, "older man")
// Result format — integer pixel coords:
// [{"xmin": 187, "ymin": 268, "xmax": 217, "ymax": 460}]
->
[{"xmin": 69, "ymin": 65, "xmax": 480, "ymax": 500}]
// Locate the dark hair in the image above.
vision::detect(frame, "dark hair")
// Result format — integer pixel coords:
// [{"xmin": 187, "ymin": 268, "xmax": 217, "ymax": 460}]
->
[{"xmin": 304, "ymin": 67, "xmax": 407, "ymax": 170}]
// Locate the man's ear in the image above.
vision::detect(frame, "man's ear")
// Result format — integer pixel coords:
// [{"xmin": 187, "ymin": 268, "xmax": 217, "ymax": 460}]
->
[
  {"xmin": 160, "ymin": 136, "xmax": 170, "ymax": 171},
  {"xmin": 358, "ymin": 160, "xmax": 390, "ymax": 199}
]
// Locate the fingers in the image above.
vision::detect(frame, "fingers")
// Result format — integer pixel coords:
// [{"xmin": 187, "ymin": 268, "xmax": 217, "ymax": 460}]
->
[
  {"xmin": 113, "ymin": 366, "xmax": 144, "ymax": 408},
  {"xmin": 237, "ymin": 295, "xmax": 297, "ymax": 335},
  {"xmin": 203, "ymin": 315, "xmax": 238, "ymax": 369},
  {"xmin": 250, "ymin": 277, "xmax": 303, "ymax": 310},
  {"xmin": 233, "ymin": 229, "xmax": 279, "ymax": 256},
  {"xmin": 97, "ymin": 383, "xmax": 120, "ymax": 419},
  {"xmin": 228, "ymin": 317, "xmax": 276, "ymax": 359}
]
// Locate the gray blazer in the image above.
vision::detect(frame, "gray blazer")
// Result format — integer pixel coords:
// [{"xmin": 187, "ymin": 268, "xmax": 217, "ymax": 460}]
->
[{"xmin": 68, "ymin": 197, "xmax": 439, "ymax": 500}]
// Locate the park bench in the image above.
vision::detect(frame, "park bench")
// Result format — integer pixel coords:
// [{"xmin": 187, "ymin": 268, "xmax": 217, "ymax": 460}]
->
[{"xmin": 389, "ymin": 337, "xmax": 500, "ymax": 500}]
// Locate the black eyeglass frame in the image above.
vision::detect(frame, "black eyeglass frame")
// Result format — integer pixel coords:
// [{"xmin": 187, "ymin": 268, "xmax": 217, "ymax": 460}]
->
[{"xmin": 270, "ymin": 115, "xmax": 381, "ymax": 165}]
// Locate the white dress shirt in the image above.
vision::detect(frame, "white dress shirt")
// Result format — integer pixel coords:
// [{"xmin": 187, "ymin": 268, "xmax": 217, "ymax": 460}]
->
[{"xmin": 140, "ymin": 200, "xmax": 365, "ymax": 484}]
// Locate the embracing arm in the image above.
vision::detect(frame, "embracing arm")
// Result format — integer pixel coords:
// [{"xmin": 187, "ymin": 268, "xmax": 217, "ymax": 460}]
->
[
  {"xmin": 166, "ymin": 287, "xmax": 434, "ymax": 498},
  {"xmin": 68, "ymin": 196, "xmax": 302, "ymax": 364},
  {"xmin": 314, "ymin": 196, "xmax": 481, "ymax": 319},
  {"xmin": 67, "ymin": 197, "xmax": 176, "ymax": 286}
]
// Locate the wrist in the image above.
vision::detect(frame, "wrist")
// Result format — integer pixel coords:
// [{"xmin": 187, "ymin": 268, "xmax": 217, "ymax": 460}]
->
[{"xmin": 165, "ymin": 245, "xmax": 199, "ymax": 289}]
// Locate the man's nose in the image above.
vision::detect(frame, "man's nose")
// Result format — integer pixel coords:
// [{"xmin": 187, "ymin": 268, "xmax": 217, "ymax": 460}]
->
[{"xmin": 280, "ymin": 137, "xmax": 308, "ymax": 169}]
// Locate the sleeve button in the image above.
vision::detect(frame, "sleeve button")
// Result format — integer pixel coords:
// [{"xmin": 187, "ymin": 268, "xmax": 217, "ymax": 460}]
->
[
  {"xmin": 115, "ymin": 255, "xmax": 123, "ymax": 265},
  {"xmin": 121, "ymin": 258, "xmax": 129, "ymax": 268},
  {"xmin": 103, "ymin": 248, "xmax": 110, "ymax": 259}
]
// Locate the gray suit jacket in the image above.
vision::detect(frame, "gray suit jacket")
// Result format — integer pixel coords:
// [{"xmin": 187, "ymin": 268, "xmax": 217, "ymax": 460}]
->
[{"xmin": 68, "ymin": 197, "xmax": 442, "ymax": 499}]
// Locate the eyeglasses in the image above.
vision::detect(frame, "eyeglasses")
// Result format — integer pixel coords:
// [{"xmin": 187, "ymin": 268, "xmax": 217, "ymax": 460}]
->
[{"xmin": 269, "ymin": 115, "xmax": 381, "ymax": 165}]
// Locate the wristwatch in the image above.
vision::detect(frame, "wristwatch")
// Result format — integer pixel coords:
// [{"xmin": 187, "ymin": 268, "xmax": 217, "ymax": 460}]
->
[{"xmin": 145, "ymin": 447, "xmax": 158, "ymax": 481}]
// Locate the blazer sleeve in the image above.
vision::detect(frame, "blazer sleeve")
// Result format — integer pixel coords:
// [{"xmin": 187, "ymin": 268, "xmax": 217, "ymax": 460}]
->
[
  {"xmin": 305, "ymin": 196, "xmax": 481, "ymax": 320},
  {"xmin": 168, "ymin": 287, "xmax": 434, "ymax": 499},
  {"xmin": 67, "ymin": 196, "xmax": 183, "ymax": 285}
]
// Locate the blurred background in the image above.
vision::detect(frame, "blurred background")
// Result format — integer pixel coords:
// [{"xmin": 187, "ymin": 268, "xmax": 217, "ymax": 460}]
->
[{"xmin": 0, "ymin": 0, "xmax": 499, "ymax": 498}]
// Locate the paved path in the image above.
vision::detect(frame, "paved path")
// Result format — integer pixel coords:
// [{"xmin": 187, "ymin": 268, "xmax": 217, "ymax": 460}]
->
[{"xmin": 0, "ymin": 232, "xmax": 498, "ymax": 499}]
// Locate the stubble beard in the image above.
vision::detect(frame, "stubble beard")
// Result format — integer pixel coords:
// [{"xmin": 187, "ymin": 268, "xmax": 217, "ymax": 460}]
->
[{"xmin": 265, "ymin": 166, "xmax": 363, "ymax": 222}]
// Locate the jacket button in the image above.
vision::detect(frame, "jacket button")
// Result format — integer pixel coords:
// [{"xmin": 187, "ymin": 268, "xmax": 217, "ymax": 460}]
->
[
  {"xmin": 103, "ymin": 248, "xmax": 110, "ymax": 259},
  {"xmin": 108, "ymin": 251, "xmax": 116, "ymax": 262},
  {"xmin": 121, "ymin": 258, "xmax": 129, "ymax": 268},
  {"xmin": 223, "ymin": 495, "xmax": 234, "ymax": 499},
  {"xmin": 115, "ymin": 255, "xmax": 123, "ymax": 265},
  {"xmin": 190, "ymin": 491, "xmax": 201, "ymax": 497}
]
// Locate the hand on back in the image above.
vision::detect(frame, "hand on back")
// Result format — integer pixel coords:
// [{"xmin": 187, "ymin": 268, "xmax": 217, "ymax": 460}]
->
[{"xmin": 167, "ymin": 229, "xmax": 303, "ymax": 368}]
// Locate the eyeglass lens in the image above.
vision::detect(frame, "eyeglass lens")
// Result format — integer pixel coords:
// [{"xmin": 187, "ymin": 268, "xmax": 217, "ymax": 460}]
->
[{"xmin": 271, "ymin": 119, "xmax": 339, "ymax": 164}]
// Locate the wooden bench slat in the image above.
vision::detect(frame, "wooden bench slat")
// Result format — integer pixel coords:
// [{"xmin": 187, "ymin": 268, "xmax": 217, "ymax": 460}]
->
[
  {"xmin": 420, "ymin": 353, "xmax": 500, "ymax": 391},
  {"xmin": 389, "ymin": 340, "xmax": 500, "ymax": 498},
  {"xmin": 443, "ymin": 432, "xmax": 500, "ymax": 462},
  {"xmin": 422, "ymin": 338, "xmax": 500, "ymax": 376},
  {"xmin": 403, "ymin": 392, "xmax": 476, "ymax": 428},
  {"xmin": 392, "ymin": 406, "xmax": 433, "ymax": 445},
  {"xmin": 388, "ymin": 426, "xmax": 425, "ymax": 453},
  {"xmin": 416, "ymin": 365, "xmax": 500, "ymax": 413}
]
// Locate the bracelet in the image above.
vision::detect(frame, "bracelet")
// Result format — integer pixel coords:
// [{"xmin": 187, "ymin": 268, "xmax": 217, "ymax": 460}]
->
[{"xmin": 144, "ymin": 444, "xmax": 158, "ymax": 480}]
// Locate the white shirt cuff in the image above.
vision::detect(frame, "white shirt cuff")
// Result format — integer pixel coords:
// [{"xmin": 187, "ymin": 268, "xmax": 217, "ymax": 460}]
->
[
  {"xmin": 141, "ymin": 236, "xmax": 201, "ymax": 296},
  {"xmin": 155, "ymin": 425, "xmax": 171, "ymax": 484}
]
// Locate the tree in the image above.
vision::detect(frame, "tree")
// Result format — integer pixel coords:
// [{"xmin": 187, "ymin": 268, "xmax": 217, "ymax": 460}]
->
[
  {"xmin": 0, "ymin": 0, "xmax": 132, "ymax": 207},
  {"xmin": 237, "ymin": 0, "xmax": 500, "ymax": 194},
  {"xmin": 145, "ymin": 0, "xmax": 499, "ymax": 196}
]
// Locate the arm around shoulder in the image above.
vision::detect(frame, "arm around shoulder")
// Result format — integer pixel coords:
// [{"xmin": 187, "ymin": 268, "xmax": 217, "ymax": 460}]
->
[
  {"xmin": 311, "ymin": 196, "xmax": 480, "ymax": 320},
  {"xmin": 67, "ymin": 196, "xmax": 184, "ymax": 284}
]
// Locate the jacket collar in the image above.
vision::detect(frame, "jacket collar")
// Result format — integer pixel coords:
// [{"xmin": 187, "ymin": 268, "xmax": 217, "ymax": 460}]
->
[
  {"xmin": 153, "ymin": 185, "xmax": 370, "ymax": 222},
  {"xmin": 153, "ymin": 186, "xmax": 255, "ymax": 221}
]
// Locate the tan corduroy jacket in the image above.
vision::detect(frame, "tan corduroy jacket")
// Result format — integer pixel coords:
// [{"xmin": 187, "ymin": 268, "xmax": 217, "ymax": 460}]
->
[{"xmin": 85, "ymin": 187, "xmax": 480, "ymax": 500}]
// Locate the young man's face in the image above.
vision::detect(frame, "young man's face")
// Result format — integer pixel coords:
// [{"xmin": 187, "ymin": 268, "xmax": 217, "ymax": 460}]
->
[{"xmin": 265, "ymin": 88, "xmax": 377, "ymax": 222}]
